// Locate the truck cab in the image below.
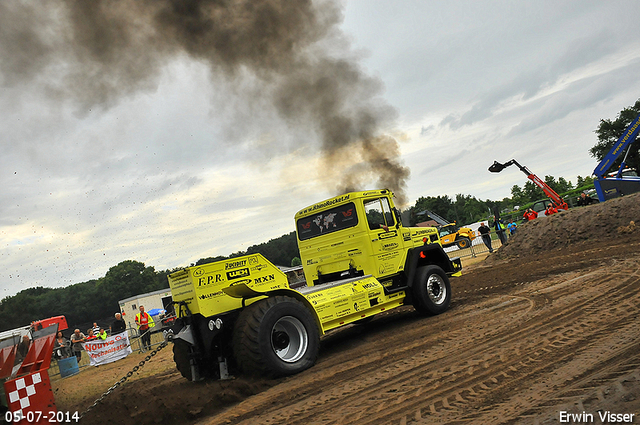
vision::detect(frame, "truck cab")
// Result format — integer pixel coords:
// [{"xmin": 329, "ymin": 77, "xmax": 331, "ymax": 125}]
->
[{"xmin": 295, "ymin": 189, "xmax": 460, "ymax": 290}]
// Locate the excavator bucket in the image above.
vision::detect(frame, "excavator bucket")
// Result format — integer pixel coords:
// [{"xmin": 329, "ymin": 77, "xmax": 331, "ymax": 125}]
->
[{"xmin": 489, "ymin": 161, "xmax": 506, "ymax": 173}]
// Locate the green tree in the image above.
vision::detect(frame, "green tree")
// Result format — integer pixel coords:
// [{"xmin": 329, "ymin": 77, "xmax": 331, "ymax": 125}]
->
[
  {"xmin": 576, "ymin": 175, "xmax": 594, "ymax": 189},
  {"xmin": 197, "ymin": 232, "xmax": 301, "ymax": 268},
  {"xmin": 411, "ymin": 195, "xmax": 454, "ymax": 225},
  {"xmin": 196, "ymin": 255, "xmax": 227, "ymax": 266},
  {"xmin": 510, "ymin": 185, "xmax": 527, "ymax": 206},
  {"xmin": 100, "ymin": 261, "xmax": 157, "ymax": 297},
  {"xmin": 245, "ymin": 231, "xmax": 300, "ymax": 267},
  {"xmin": 543, "ymin": 175, "xmax": 573, "ymax": 196},
  {"xmin": 590, "ymin": 99, "xmax": 640, "ymax": 173},
  {"xmin": 96, "ymin": 260, "xmax": 160, "ymax": 320},
  {"xmin": 410, "ymin": 194, "xmax": 491, "ymax": 226},
  {"xmin": 511, "ymin": 175, "xmax": 574, "ymax": 206},
  {"xmin": 522, "ymin": 180, "xmax": 544, "ymax": 203},
  {"xmin": 556, "ymin": 177, "xmax": 573, "ymax": 193},
  {"xmin": 59, "ymin": 280, "xmax": 101, "ymax": 324}
]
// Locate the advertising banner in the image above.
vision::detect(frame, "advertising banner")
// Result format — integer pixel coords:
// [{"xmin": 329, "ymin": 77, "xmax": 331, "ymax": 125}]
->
[{"xmin": 82, "ymin": 331, "xmax": 132, "ymax": 366}]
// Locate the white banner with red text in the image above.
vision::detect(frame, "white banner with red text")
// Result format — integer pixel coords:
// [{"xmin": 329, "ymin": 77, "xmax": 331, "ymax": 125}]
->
[{"xmin": 82, "ymin": 331, "xmax": 132, "ymax": 366}]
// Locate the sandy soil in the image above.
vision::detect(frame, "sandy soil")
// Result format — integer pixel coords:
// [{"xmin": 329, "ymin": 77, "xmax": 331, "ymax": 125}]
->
[{"xmin": 53, "ymin": 193, "xmax": 640, "ymax": 425}]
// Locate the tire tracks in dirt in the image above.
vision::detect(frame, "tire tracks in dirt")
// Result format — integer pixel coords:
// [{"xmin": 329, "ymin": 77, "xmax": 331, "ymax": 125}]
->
[{"xmin": 204, "ymin": 258, "xmax": 640, "ymax": 425}]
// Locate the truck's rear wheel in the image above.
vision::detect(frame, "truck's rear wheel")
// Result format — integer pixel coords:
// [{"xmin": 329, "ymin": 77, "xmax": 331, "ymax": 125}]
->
[
  {"xmin": 456, "ymin": 237, "xmax": 471, "ymax": 249},
  {"xmin": 232, "ymin": 296, "xmax": 319, "ymax": 377},
  {"xmin": 173, "ymin": 339, "xmax": 198, "ymax": 381},
  {"xmin": 412, "ymin": 265, "xmax": 451, "ymax": 315}
]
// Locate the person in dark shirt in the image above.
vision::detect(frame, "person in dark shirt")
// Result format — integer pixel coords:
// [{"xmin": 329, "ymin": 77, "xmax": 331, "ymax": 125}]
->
[
  {"xmin": 111, "ymin": 312, "xmax": 127, "ymax": 334},
  {"xmin": 478, "ymin": 222, "xmax": 493, "ymax": 253},
  {"xmin": 577, "ymin": 192, "xmax": 595, "ymax": 206}
]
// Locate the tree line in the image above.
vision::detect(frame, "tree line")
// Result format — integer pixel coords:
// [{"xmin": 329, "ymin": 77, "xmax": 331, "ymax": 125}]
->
[
  {"xmin": 1, "ymin": 100, "xmax": 637, "ymax": 333},
  {"xmin": 409, "ymin": 175, "xmax": 595, "ymax": 227},
  {"xmin": 0, "ymin": 233, "xmax": 302, "ymax": 333}
]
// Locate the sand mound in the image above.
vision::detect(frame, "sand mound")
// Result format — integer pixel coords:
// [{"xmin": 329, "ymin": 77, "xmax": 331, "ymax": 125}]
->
[{"xmin": 490, "ymin": 192, "xmax": 640, "ymax": 260}]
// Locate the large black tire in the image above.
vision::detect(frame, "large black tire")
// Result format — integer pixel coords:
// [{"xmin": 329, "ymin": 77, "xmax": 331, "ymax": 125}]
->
[
  {"xmin": 232, "ymin": 296, "xmax": 320, "ymax": 377},
  {"xmin": 412, "ymin": 265, "xmax": 452, "ymax": 315},
  {"xmin": 456, "ymin": 237, "xmax": 471, "ymax": 249},
  {"xmin": 173, "ymin": 339, "xmax": 197, "ymax": 381}
]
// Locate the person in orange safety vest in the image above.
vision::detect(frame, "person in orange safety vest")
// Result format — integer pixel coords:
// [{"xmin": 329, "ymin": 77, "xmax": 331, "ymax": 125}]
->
[{"xmin": 135, "ymin": 305, "xmax": 155, "ymax": 351}]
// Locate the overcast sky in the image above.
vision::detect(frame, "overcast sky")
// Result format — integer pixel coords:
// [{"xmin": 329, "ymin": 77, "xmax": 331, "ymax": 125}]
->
[{"xmin": 2, "ymin": 0, "xmax": 640, "ymax": 299}]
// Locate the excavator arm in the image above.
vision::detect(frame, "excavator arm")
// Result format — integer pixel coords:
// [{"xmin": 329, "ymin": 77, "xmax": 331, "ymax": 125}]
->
[{"xmin": 489, "ymin": 159, "xmax": 568, "ymax": 210}]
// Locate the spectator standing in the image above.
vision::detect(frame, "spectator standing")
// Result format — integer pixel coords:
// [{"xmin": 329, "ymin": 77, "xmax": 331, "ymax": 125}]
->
[
  {"xmin": 507, "ymin": 220, "xmax": 517, "ymax": 236},
  {"xmin": 91, "ymin": 322, "xmax": 100, "ymax": 335},
  {"xmin": 86, "ymin": 329, "xmax": 96, "ymax": 340},
  {"xmin": 70, "ymin": 329, "xmax": 86, "ymax": 362},
  {"xmin": 523, "ymin": 208, "xmax": 538, "ymax": 221},
  {"xmin": 135, "ymin": 305, "xmax": 155, "ymax": 351},
  {"xmin": 545, "ymin": 204, "xmax": 558, "ymax": 216},
  {"xmin": 577, "ymin": 192, "xmax": 595, "ymax": 206},
  {"xmin": 97, "ymin": 328, "xmax": 108, "ymax": 340},
  {"xmin": 478, "ymin": 222, "xmax": 493, "ymax": 253},
  {"xmin": 111, "ymin": 312, "xmax": 127, "ymax": 334},
  {"xmin": 493, "ymin": 216, "xmax": 508, "ymax": 245},
  {"xmin": 53, "ymin": 331, "xmax": 70, "ymax": 359}
]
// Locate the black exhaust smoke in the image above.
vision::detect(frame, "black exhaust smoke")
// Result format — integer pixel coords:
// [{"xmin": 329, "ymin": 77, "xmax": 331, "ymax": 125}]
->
[{"xmin": 0, "ymin": 0, "xmax": 409, "ymax": 205}]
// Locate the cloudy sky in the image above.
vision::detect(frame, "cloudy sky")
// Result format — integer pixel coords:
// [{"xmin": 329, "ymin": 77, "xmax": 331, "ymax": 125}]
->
[{"xmin": 2, "ymin": 0, "xmax": 640, "ymax": 298}]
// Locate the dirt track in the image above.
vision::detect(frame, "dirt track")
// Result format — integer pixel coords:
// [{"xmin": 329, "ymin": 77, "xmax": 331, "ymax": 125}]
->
[{"xmin": 59, "ymin": 195, "xmax": 640, "ymax": 425}]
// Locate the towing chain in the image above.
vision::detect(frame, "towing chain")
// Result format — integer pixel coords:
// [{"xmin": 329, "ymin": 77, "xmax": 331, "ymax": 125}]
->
[{"xmin": 79, "ymin": 340, "xmax": 168, "ymax": 421}]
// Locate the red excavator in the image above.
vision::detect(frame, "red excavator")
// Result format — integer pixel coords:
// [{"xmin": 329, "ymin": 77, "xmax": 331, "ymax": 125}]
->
[{"xmin": 489, "ymin": 159, "xmax": 569, "ymax": 212}]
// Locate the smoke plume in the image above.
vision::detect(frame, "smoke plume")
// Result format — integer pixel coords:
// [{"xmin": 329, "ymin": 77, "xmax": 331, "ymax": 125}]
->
[{"xmin": 0, "ymin": 0, "xmax": 410, "ymax": 205}]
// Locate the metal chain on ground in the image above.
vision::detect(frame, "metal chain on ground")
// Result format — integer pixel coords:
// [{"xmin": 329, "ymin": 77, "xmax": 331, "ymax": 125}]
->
[{"xmin": 79, "ymin": 340, "xmax": 168, "ymax": 421}]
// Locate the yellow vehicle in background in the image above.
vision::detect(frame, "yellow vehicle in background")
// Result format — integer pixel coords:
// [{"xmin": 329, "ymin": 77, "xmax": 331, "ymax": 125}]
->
[
  {"xmin": 438, "ymin": 223, "xmax": 476, "ymax": 249},
  {"xmin": 166, "ymin": 189, "xmax": 462, "ymax": 381},
  {"xmin": 419, "ymin": 210, "xmax": 475, "ymax": 249}
]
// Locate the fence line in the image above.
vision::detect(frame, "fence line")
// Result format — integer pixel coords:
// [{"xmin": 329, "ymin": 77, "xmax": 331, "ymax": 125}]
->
[
  {"xmin": 49, "ymin": 325, "xmax": 168, "ymax": 378},
  {"xmin": 443, "ymin": 228, "xmax": 513, "ymax": 259}
]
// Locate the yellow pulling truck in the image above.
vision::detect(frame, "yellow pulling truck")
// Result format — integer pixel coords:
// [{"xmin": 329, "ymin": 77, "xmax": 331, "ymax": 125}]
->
[{"xmin": 166, "ymin": 189, "xmax": 462, "ymax": 381}]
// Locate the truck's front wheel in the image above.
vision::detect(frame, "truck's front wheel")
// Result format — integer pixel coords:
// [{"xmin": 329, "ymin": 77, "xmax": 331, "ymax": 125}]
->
[
  {"xmin": 412, "ymin": 265, "xmax": 451, "ymax": 315},
  {"xmin": 232, "ymin": 296, "xmax": 319, "ymax": 377}
]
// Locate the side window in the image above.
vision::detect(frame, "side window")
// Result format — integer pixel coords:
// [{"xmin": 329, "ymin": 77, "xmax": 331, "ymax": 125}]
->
[{"xmin": 364, "ymin": 198, "xmax": 395, "ymax": 231}]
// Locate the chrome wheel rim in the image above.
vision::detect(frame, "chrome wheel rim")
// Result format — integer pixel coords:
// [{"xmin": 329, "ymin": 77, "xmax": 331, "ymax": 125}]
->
[
  {"xmin": 427, "ymin": 274, "xmax": 447, "ymax": 305},
  {"xmin": 271, "ymin": 316, "xmax": 308, "ymax": 363}
]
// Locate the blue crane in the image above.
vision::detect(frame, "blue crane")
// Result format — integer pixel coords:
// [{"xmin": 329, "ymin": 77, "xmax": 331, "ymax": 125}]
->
[{"xmin": 593, "ymin": 112, "xmax": 640, "ymax": 202}]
